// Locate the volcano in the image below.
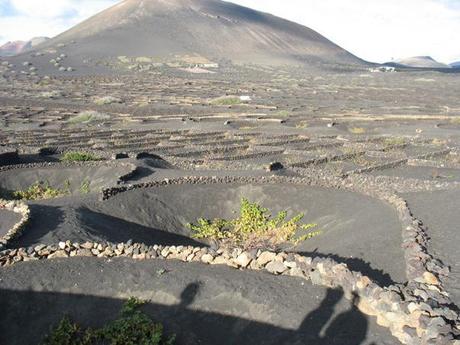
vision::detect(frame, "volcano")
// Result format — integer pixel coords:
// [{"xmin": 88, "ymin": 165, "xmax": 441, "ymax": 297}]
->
[{"xmin": 25, "ymin": 0, "xmax": 365, "ymax": 70}]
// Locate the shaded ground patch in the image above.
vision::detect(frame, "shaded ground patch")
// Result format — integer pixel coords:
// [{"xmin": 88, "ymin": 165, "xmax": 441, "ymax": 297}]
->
[{"xmin": 0, "ymin": 257, "xmax": 396, "ymax": 345}]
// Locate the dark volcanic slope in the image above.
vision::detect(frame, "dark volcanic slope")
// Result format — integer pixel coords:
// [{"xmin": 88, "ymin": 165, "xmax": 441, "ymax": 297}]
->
[{"xmin": 34, "ymin": 0, "xmax": 364, "ymax": 67}]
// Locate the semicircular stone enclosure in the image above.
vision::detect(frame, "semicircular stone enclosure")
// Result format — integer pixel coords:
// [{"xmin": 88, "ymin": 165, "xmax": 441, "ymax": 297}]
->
[{"xmin": 100, "ymin": 183, "xmax": 406, "ymax": 284}]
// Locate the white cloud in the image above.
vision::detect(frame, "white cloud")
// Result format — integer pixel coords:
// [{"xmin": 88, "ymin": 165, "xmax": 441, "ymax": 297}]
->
[
  {"xmin": 1, "ymin": 0, "xmax": 459, "ymax": 63},
  {"xmin": 227, "ymin": 0, "xmax": 460, "ymax": 63},
  {"xmin": 0, "ymin": 0, "xmax": 117, "ymax": 42}
]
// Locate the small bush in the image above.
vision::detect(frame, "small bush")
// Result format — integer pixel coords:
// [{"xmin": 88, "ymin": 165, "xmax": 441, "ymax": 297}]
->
[
  {"xmin": 61, "ymin": 151, "xmax": 100, "ymax": 162},
  {"xmin": 40, "ymin": 91, "xmax": 62, "ymax": 99},
  {"xmin": 79, "ymin": 179, "xmax": 91, "ymax": 194},
  {"xmin": 93, "ymin": 96, "xmax": 122, "ymax": 105},
  {"xmin": 277, "ymin": 110, "xmax": 291, "ymax": 117},
  {"xmin": 210, "ymin": 96, "xmax": 242, "ymax": 106},
  {"xmin": 188, "ymin": 198, "xmax": 320, "ymax": 249},
  {"xmin": 41, "ymin": 298, "xmax": 175, "ymax": 345},
  {"xmin": 68, "ymin": 111, "xmax": 110, "ymax": 124},
  {"xmin": 349, "ymin": 127, "xmax": 366, "ymax": 134},
  {"xmin": 383, "ymin": 137, "xmax": 407, "ymax": 148},
  {"xmin": 13, "ymin": 181, "xmax": 67, "ymax": 201}
]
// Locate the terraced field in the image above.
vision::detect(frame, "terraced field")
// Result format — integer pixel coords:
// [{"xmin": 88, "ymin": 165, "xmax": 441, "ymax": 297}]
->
[{"xmin": 1, "ymin": 64, "xmax": 460, "ymax": 345}]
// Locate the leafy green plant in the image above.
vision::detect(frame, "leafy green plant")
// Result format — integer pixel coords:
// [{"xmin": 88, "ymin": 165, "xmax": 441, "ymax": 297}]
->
[
  {"xmin": 12, "ymin": 181, "xmax": 68, "ymax": 201},
  {"xmin": 68, "ymin": 111, "xmax": 110, "ymax": 124},
  {"xmin": 41, "ymin": 298, "xmax": 175, "ymax": 345},
  {"xmin": 383, "ymin": 137, "xmax": 407, "ymax": 148},
  {"xmin": 93, "ymin": 96, "xmax": 122, "ymax": 105},
  {"xmin": 79, "ymin": 179, "xmax": 91, "ymax": 194},
  {"xmin": 188, "ymin": 198, "xmax": 320, "ymax": 249},
  {"xmin": 61, "ymin": 151, "xmax": 100, "ymax": 162},
  {"xmin": 276, "ymin": 110, "xmax": 291, "ymax": 117},
  {"xmin": 348, "ymin": 127, "xmax": 366, "ymax": 134},
  {"xmin": 210, "ymin": 96, "xmax": 241, "ymax": 106}
]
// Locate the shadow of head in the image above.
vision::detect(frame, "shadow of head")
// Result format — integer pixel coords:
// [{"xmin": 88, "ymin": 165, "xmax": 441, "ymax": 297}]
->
[{"xmin": 179, "ymin": 282, "xmax": 202, "ymax": 308}]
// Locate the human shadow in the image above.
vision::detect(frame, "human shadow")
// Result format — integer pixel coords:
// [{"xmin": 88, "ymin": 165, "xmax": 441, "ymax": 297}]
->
[{"xmin": 0, "ymin": 283, "xmax": 371, "ymax": 345}]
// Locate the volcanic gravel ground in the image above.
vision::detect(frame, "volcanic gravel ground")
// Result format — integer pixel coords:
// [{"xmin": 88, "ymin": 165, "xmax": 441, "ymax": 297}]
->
[
  {"xmin": 402, "ymin": 190, "xmax": 460, "ymax": 306},
  {"xmin": 0, "ymin": 209, "xmax": 20, "ymax": 237},
  {"xmin": 0, "ymin": 257, "xmax": 396, "ymax": 345}
]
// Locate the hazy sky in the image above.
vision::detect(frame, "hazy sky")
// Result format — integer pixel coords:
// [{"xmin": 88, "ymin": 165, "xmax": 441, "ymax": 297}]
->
[{"xmin": 0, "ymin": 0, "xmax": 459, "ymax": 63}]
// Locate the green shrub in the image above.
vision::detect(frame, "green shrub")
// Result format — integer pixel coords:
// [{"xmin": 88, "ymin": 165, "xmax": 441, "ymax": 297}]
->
[
  {"xmin": 210, "ymin": 96, "xmax": 241, "ymax": 106},
  {"xmin": 41, "ymin": 298, "xmax": 175, "ymax": 345},
  {"xmin": 13, "ymin": 181, "xmax": 67, "ymax": 200},
  {"xmin": 348, "ymin": 127, "xmax": 366, "ymax": 134},
  {"xmin": 383, "ymin": 137, "xmax": 407, "ymax": 147},
  {"xmin": 188, "ymin": 198, "xmax": 320, "ymax": 249},
  {"xmin": 68, "ymin": 111, "xmax": 110, "ymax": 124},
  {"xmin": 276, "ymin": 110, "xmax": 291, "ymax": 117},
  {"xmin": 40, "ymin": 91, "xmax": 62, "ymax": 99},
  {"xmin": 93, "ymin": 96, "xmax": 122, "ymax": 105},
  {"xmin": 61, "ymin": 151, "xmax": 100, "ymax": 162},
  {"xmin": 79, "ymin": 179, "xmax": 91, "ymax": 194}
]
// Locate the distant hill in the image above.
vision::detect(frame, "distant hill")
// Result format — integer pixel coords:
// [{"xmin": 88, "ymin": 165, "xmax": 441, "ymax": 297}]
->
[
  {"xmin": 0, "ymin": 41, "xmax": 28, "ymax": 57},
  {"xmin": 18, "ymin": 0, "xmax": 365, "ymax": 70},
  {"xmin": 450, "ymin": 61, "xmax": 460, "ymax": 68},
  {"xmin": 390, "ymin": 56, "xmax": 451, "ymax": 69},
  {"xmin": 0, "ymin": 37, "xmax": 49, "ymax": 57}
]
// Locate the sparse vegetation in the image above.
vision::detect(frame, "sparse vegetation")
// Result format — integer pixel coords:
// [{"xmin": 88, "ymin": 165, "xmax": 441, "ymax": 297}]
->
[
  {"xmin": 296, "ymin": 121, "xmax": 309, "ymax": 129},
  {"xmin": 79, "ymin": 179, "xmax": 91, "ymax": 194},
  {"xmin": 40, "ymin": 90, "xmax": 62, "ymax": 99},
  {"xmin": 187, "ymin": 198, "xmax": 320, "ymax": 249},
  {"xmin": 276, "ymin": 110, "xmax": 291, "ymax": 117},
  {"xmin": 68, "ymin": 111, "xmax": 110, "ymax": 124},
  {"xmin": 93, "ymin": 96, "xmax": 122, "ymax": 105},
  {"xmin": 349, "ymin": 127, "xmax": 366, "ymax": 134},
  {"xmin": 41, "ymin": 298, "xmax": 175, "ymax": 345},
  {"xmin": 61, "ymin": 151, "xmax": 100, "ymax": 162},
  {"xmin": 210, "ymin": 96, "xmax": 242, "ymax": 106},
  {"xmin": 383, "ymin": 137, "xmax": 407, "ymax": 148},
  {"xmin": 450, "ymin": 117, "xmax": 460, "ymax": 125},
  {"xmin": 12, "ymin": 181, "xmax": 68, "ymax": 201}
]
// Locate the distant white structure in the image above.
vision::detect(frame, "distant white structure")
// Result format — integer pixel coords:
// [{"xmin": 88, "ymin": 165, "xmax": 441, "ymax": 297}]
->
[
  {"xmin": 239, "ymin": 95, "xmax": 251, "ymax": 102},
  {"xmin": 369, "ymin": 66, "xmax": 396, "ymax": 73}
]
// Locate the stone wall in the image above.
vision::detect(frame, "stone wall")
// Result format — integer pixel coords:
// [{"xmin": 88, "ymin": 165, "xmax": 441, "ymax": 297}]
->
[
  {"xmin": 97, "ymin": 174, "xmax": 460, "ymax": 344},
  {"xmin": 0, "ymin": 199, "xmax": 30, "ymax": 251},
  {"xmin": 1, "ymin": 155, "xmax": 459, "ymax": 343}
]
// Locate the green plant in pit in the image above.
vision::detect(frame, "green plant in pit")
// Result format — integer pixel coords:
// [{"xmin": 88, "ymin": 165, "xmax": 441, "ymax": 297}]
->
[
  {"xmin": 296, "ymin": 121, "xmax": 309, "ymax": 129},
  {"xmin": 12, "ymin": 181, "xmax": 67, "ymax": 201},
  {"xmin": 61, "ymin": 151, "xmax": 100, "ymax": 162},
  {"xmin": 79, "ymin": 179, "xmax": 91, "ymax": 194},
  {"xmin": 348, "ymin": 127, "xmax": 366, "ymax": 134},
  {"xmin": 41, "ymin": 298, "xmax": 175, "ymax": 345},
  {"xmin": 93, "ymin": 96, "xmax": 122, "ymax": 105},
  {"xmin": 188, "ymin": 198, "xmax": 320, "ymax": 249},
  {"xmin": 210, "ymin": 96, "xmax": 241, "ymax": 106},
  {"xmin": 276, "ymin": 110, "xmax": 291, "ymax": 117},
  {"xmin": 68, "ymin": 111, "xmax": 110, "ymax": 124},
  {"xmin": 383, "ymin": 137, "xmax": 407, "ymax": 148}
]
